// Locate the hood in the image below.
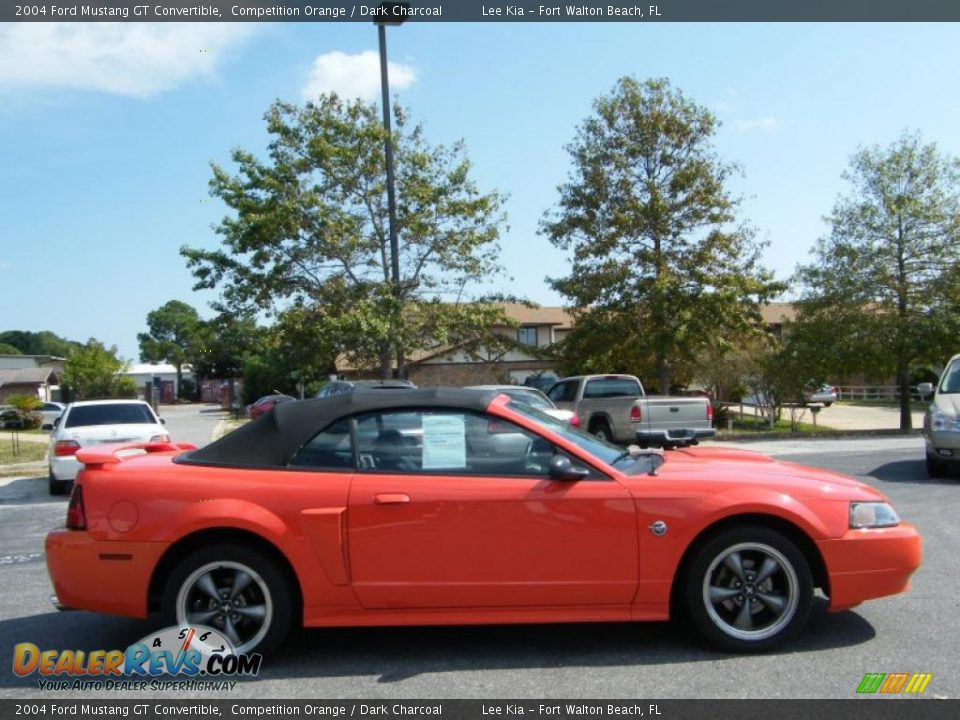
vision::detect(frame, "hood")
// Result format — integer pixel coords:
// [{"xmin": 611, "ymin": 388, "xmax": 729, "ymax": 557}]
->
[{"xmin": 659, "ymin": 445, "xmax": 883, "ymax": 500}]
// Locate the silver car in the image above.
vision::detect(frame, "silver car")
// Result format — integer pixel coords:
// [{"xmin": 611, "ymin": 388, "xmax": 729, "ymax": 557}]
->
[{"xmin": 921, "ymin": 354, "xmax": 960, "ymax": 477}]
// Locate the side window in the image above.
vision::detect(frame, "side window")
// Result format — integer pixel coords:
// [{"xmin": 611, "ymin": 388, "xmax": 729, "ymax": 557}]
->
[
  {"xmin": 355, "ymin": 409, "xmax": 592, "ymax": 478},
  {"xmin": 289, "ymin": 419, "xmax": 353, "ymax": 470},
  {"xmin": 583, "ymin": 378, "xmax": 641, "ymax": 399},
  {"xmin": 548, "ymin": 381, "xmax": 577, "ymax": 403}
]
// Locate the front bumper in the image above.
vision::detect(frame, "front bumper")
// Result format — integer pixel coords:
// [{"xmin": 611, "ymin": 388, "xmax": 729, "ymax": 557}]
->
[
  {"xmin": 818, "ymin": 522, "xmax": 922, "ymax": 611},
  {"xmin": 924, "ymin": 430, "xmax": 960, "ymax": 462},
  {"xmin": 45, "ymin": 529, "xmax": 165, "ymax": 618}
]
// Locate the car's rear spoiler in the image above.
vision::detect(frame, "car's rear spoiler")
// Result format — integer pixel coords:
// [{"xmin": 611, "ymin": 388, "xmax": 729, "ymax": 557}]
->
[{"xmin": 76, "ymin": 442, "xmax": 198, "ymax": 467}]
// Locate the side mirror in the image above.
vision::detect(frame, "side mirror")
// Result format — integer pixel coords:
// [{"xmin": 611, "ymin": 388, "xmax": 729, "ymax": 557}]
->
[
  {"xmin": 918, "ymin": 382, "xmax": 934, "ymax": 399},
  {"xmin": 548, "ymin": 454, "xmax": 590, "ymax": 482},
  {"xmin": 160, "ymin": 418, "xmax": 166, "ymax": 424},
  {"xmin": 53, "ymin": 417, "xmax": 60, "ymax": 428}
]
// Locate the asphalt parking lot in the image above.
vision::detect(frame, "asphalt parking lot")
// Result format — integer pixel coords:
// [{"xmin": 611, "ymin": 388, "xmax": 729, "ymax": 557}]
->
[{"xmin": 0, "ymin": 407, "xmax": 953, "ymax": 700}]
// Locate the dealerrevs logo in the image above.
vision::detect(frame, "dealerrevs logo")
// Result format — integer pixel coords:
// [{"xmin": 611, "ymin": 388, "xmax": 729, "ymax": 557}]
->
[{"xmin": 12, "ymin": 626, "xmax": 261, "ymax": 691}]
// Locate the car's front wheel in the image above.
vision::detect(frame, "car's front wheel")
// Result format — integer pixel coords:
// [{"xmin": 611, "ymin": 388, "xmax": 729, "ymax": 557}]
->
[
  {"xmin": 163, "ymin": 544, "xmax": 294, "ymax": 656},
  {"xmin": 684, "ymin": 527, "xmax": 813, "ymax": 652}
]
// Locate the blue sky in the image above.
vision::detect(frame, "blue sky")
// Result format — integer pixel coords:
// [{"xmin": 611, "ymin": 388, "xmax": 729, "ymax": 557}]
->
[{"xmin": 1, "ymin": 22, "xmax": 958, "ymax": 360}]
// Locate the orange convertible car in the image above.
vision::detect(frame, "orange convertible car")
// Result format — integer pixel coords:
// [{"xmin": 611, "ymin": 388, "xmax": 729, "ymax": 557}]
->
[{"xmin": 46, "ymin": 389, "xmax": 921, "ymax": 654}]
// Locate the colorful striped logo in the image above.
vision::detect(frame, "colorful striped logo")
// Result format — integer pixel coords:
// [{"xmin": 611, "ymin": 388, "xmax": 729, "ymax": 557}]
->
[{"xmin": 857, "ymin": 673, "xmax": 932, "ymax": 694}]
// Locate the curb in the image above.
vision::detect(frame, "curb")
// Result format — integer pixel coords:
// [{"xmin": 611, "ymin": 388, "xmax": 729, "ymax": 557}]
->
[{"xmin": 711, "ymin": 428, "xmax": 924, "ymax": 443}]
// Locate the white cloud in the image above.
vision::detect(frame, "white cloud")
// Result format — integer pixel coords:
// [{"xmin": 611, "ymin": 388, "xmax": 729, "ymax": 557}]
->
[
  {"xmin": 302, "ymin": 50, "xmax": 416, "ymax": 102},
  {"xmin": 0, "ymin": 23, "xmax": 256, "ymax": 98},
  {"xmin": 0, "ymin": 261, "xmax": 9, "ymax": 271},
  {"xmin": 735, "ymin": 116, "xmax": 779, "ymax": 134}
]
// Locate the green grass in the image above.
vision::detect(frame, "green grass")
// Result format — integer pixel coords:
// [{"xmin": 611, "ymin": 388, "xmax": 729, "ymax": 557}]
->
[
  {"xmin": 722, "ymin": 416, "xmax": 834, "ymax": 434},
  {"xmin": 0, "ymin": 439, "xmax": 48, "ymax": 466}
]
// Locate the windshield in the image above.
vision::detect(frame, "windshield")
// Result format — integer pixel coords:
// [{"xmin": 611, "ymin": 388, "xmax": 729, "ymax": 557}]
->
[
  {"xmin": 65, "ymin": 404, "xmax": 158, "ymax": 428},
  {"xmin": 941, "ymin": 360, "xmax": 960, "ymax": 394},
  {"xmin": 506, "ymin": 401, "xmax": 660, "ymax": 474},
  {"xmin": 501, "ymin": 388, "xmax": 554, "ymax": 410}
]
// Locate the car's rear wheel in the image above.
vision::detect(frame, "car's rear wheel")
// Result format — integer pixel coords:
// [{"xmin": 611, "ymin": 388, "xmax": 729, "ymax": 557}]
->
[
  {"xmin": 48, "ymin": 467, "xmax": 69, "ymax": 496},
  {"xmin": 926, "ymin": 454, "xmax": 948, "ymax": 478},
  {"xmin": 823, "ymin": 402, "xmax": 833, "ymax": 408},
  {"xmin": 163, "ymin": 544, "xmax": 293, "ymax": 656},
  {"xmin": 590, "ymin": 419, "xmax": 613, "ymax": 442},
  {"xmin": 684, "ymin": 527, "xmax": 812, "ymax": 652}
]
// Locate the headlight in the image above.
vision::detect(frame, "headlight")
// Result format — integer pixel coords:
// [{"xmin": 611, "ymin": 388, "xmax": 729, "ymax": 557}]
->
[
  {"xmin": 931, "ymin": 407, "xmax": 960, "ymax": 432},
  {"xmin": 850, "ymin": 502, "xmax": 900, "ymax": 529}
]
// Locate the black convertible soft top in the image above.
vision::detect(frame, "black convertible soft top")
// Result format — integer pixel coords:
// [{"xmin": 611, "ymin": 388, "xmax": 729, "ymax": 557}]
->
[{"xmin": 178, "ymin": 387, "xmax": 500, "ymax": 468}]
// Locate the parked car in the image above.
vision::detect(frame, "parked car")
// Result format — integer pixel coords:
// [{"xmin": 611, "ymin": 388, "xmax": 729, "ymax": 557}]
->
[
  {"xmin": 47, "ymin": 399, "xmax": 169, "ymax": 495},
  {"xmin": 806, "ymin": 383, "xmax": 838, "ymax": 407},
  {"xmin": 315, "ymin": 379, "xmax": 416, "ymax": 398},
  {"xmin": 36, "ymin": 401, "xmax": 66, "ymax": 428},
  {"xmin": 523, "ymin": 373, "xmax": 560, "ymax": 393},
  {"xmin": 466, "ymin": 384, "xmax": 578, "ymax": 425},
  {"xmin": 920, "ymin": 353, "xmax": 960, "ymax": 477},
  {"xmin": 247, "ymin": 394, "xmax": 296, "ymax": 420},
  {"xmin": 547, "ymin": 374, "xmax": 715, "ymax": 448},
  {"xmin": 46, "ymin": 388, "xmax": 920, "ymax": 655}
]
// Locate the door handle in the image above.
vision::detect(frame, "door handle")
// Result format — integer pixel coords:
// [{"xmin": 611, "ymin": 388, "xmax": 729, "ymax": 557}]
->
[{"xmin": 374, "ymin": 493, "xmax": 411, "ymax": 505}]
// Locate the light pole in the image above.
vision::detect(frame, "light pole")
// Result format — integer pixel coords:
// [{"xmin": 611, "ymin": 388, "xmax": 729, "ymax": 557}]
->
[{"xmin": 375, "ymin": 3, "xmax": 408, "ymax": 378}]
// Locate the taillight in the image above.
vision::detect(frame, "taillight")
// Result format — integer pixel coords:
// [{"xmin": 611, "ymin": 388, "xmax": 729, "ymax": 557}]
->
[
  {"xmin": 569, "ymin": 414, "xmax": 580, "ymax": 428},
  {"xmin": 629, "ymin": 405, "xmax": 642, "ymax": 423},
  {"xmin": 54, "ymin": 440, "xmax": 80, "ymax": 457},
  {"xmin": 707, "ymin": 403, "xmax": 714, "ymax": 422},
  {"xmin": 66, "ymin": 486, "xmax": 86, "ymax": 530},
  {"xmin": 150, "ymin": 434, "xmax": 171, "ymax": 443}
]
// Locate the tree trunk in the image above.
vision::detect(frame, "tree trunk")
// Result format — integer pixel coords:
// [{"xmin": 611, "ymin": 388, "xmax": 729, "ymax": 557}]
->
[
  {"xmin": 897, "ymin": 361, "xmax": 912, "ymax": 431},
  {"xmin": 378, "ymin": 344, "xmax": 392, "ymax": 380},
  {"xmin": 175, "ymin": 363, "xmax": 183, "ymax": 401},
  {"xmin": 657, "ymin": 355, "xmax": 670, "ymax": 396}
]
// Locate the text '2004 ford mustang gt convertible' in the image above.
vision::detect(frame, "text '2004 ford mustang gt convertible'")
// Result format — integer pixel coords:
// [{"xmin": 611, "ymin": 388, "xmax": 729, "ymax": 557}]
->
[{"xmin": 46, "ymin": 388, "xmax": 921, "ymax": 654}]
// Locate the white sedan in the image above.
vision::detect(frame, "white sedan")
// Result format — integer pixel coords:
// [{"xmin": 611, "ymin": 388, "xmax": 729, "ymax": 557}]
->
[
  {"xmin": 48, "ymin": 399, "xmax": 169, "ymax": 495},
  {"xmin": 466, "ymin": 385, "xmax": 579, "ymax": 426}
]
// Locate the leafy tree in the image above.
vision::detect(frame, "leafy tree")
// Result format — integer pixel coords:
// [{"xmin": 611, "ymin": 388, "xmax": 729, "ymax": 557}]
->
[
  {"xmin": 182, "ymin": 95, "xmax": 508, "ymax": 380},
  {"xmin": 795, "ymin": 131, "xmax": 960, "ymax": 430},
  {"xmin": 4, "ymin": 394, "xmax": 41, "ymax": 430},
  {"xmin": 138, "ymin": 300, "xmax": 202, "ymax": 398},
  {"xmin": 0, "ymin": 342, "xmax": 22, "ymax": 355},
  {"xmin": 192, "ymin": 312, "xmax": 266, "ymax": 380},
  {"xmin": 541, "ymin": 77, "xmax": 783, "ymax": 394},
  {"xmin": 0, "ymin": 330, "xmax": 80, "ymax": 357},
  {"xmin": 62, "ymin": 340, "xmax": 136, "ymax": 400}
]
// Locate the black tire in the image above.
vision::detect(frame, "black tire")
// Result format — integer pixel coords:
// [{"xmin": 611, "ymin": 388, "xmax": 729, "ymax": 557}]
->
[
  {"xmin": 48, "ymin": 468, "xmax": 69, "ymax": 496},
  {"xmin": 590, "ymin": 419, "xmax": 613, "ymax": 442},
  {"xmin": 162, "ymin": 543, "xmax": 294, "ymax": 656},
  {"xmin": 823, "ymin": 402, "xmax": 833, "ymax": 408},
  {"xmin": 926, "ymin": 454, "xmax": 948, "ymax": 478},
  {"xmin": 683, "ymin": 526, "xmax": 813, "ymax": 653}
]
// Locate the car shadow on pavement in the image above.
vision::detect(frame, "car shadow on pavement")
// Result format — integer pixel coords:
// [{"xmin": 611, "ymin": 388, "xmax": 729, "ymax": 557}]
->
[
  {"xmin": 868, "ymin": 460, "xmax": 956, "ymax": 485},
  {"xmin": 0, "ymin": 476, "xmax": 66, "ymax": 506},
  {"xmin": 0, "ymin": 600, "xmax": 876, "ymax": 689}
]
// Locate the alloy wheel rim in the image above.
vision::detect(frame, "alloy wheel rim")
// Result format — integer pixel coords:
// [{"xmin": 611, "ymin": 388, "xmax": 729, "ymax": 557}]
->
[
  {"xmin": 702, "ymin": 542, "xmax": 798, "ymax": 642},
  {"xmin": 176, "ymin": 561, "xmax": 273, "ymax": 655}
]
